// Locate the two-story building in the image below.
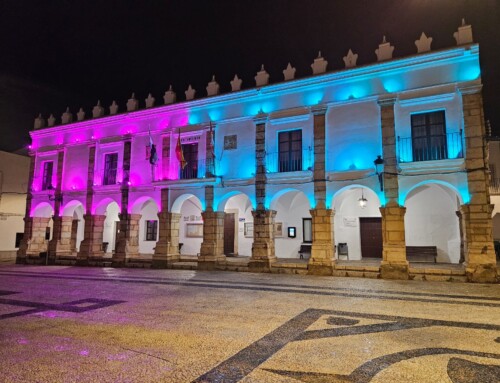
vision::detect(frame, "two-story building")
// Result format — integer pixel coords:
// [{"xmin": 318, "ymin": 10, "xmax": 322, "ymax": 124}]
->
[{"xmin": 17, "ymin": 21, "xmax": 498, "ymax": 282}]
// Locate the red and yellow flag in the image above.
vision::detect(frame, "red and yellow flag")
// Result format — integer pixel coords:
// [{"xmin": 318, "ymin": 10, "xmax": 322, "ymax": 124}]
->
[{"xmin": 175, "ymin": 130, "xmax": 187, "ymax": 169}]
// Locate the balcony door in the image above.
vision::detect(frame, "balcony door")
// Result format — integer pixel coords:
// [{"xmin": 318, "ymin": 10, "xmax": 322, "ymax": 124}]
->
[
  {"xmin": 103, "ymin": 153, "xmax": 118, "ymax": 185},
  {"xmin": 278, "ymin": 130, "xmax": 302, "ymax": 172},
  {"xmin": 180, "ymin": 143, "xmax": 198, "ymax": 179},
  {"xmin": 411, "ymin": 111, "xmax": 447, "ymax": 162}
]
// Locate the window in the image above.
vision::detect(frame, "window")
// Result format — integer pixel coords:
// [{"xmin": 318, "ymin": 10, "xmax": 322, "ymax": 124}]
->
[
  {"xmin": 411, "ymin": 111, "xmax": 447, "ymax": 162},
  {"xmin": 180, "ymin": 143, "xmax": 198, "ymax": 179},
  {"xmin": 302, "ymin": 218, "xmax": 312, "ymax": 243},
  {"xmin": 145, "ymin": 220, "xmax": 158, "ymax": 241},
  {"xmin": 41, "ymin": 161, "xmax": 53, "ymax": 190},
  {"xmin": 278, "ymin": 130, "xmax": 302, "ymax": 172},
  {"xmin": 15, "ymin": 233, "xmax": 23, "ymax": 248},
  {"xmin": 103, "ymin": 153, "xmax": 118, "ymax": 185}
]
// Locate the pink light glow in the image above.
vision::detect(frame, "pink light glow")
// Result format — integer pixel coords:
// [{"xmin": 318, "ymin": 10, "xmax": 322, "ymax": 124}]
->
[{"xmin": 79, "ymin": 350, "xmax": 89, "ymax": 356}]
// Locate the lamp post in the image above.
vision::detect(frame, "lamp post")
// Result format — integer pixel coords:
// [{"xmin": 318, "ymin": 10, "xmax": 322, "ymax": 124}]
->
[{"xmin": 374, "ymin": 155, "xmax": 384, "ymax": 191}]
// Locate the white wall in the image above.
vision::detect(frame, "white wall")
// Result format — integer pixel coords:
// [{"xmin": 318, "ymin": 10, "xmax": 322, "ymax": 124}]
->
[
  {"xmin": 0, "ymin": 152, "xmax": 30, "ymax": 253},
  {"xmin": 74, "ymin": 205, "xmax": 85, "ymax": 251},
  {"xmin": 273, "ymin": 191, "xmax": 311, "ymax": 258},
  {"xmin": 224, "ymin": 194, "xmax": 253, "ymax": 256},
  {"xmin": 179, "ymin": 197, "xmax": 203, "ymax": 255},
  {"xmin": 103, "ymin": 202, "xmax": 120, "ymax": 253},
  {"xmin": 333, "ymin": 188, "xmax": 381, "ymax": 260},
  {"xmin": 405, "ymin": 184, "xmax": 460, "ymax": 263},
  {"xmin": 138, "ymin": 200, "xmax": 159, "ymax": 254}
]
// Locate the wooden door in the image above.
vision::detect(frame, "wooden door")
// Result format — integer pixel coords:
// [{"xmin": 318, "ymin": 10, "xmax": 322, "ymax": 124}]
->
[
  {"xmin": 359, "ymin": 217, "xmax": 382, "ymax": 258},
  {"xmin": 224, "ymin": 213, "xmax": 235, "ymax": 255}
]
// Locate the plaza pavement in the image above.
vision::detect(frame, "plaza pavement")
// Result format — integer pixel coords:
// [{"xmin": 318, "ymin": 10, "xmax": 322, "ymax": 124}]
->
[{"xmin": 0, "ymin": 265, "xmax": 499, "ymax": 382}]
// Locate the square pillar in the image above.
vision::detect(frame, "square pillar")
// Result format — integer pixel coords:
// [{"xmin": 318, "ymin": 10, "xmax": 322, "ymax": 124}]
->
[
  {"xmin": 198, "ymin": 211, "xmax": 226, "ymax": 270},
  {"xmin": 152, "ymin": 212, "xmax": 181, "ymax": 268},
  {"xmin": 48, "ymin": 216, "xmax": 74, "ymax": 262},
  {"xmin": 308, "ymin": 208, "xmax": 335, "ymax": 275},
  {"xmin": 379, "ymin": 206, "xmax": 408, "ymax": 279},
  {"xmin": 70, "ymin": 219, "xmax": 79, "ymax": 253},
  {"xmin": 77, "ymin": 214, "xmax": 105, "ymax": 264},
  {"xmin": 17, "ymin": 217, "xmax": 51, "ymax": 262},
  {"xmin": 112, "ymin": 213, "xmax": 141, "ymax": 267},
  {"xmin": 249, "ymin": 209, "xmax": 276, "ymax": 272}
]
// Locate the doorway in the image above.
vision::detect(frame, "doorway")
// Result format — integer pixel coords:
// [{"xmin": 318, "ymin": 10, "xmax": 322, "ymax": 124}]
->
[
  {"xmin": 224, "ymin": 213, "xmax": 235, "ymax": 255},
  {"xmin": 359, "ymin": 217, "xmax": 382, "ymax": 258}
]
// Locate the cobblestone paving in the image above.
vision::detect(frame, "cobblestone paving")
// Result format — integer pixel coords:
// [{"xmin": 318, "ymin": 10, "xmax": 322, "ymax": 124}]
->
[{"xmin": 0, "ymin": 265, "xmax": 499, "ymax": 382}]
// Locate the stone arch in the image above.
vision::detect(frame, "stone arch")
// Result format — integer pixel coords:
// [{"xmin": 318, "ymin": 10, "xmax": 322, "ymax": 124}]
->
[
  {"xmin": 171, "ymin": 193, "xmax": 203, "ymax": 214},
  {"xmin": 269, "ymin": 188, "xmax": 313, "ymax": 211},
  {"xmin": 31, "ymin": 202, "xmax": 54, "ymax": 218},
  {"xmin": 402, "ymin": 180, "xmax": 464, "ymax": 206},
  {"xmin": 216, "ymin": 191, "xmax": 253, "ymax": 212},
  {"xmin": 94, "ymin": 197, "xmax": 121, "ymax": 215},
  {"xmin": 332, "ymin": 185, "xmax": 382, "ymax": 261},
  {"xmin": 130, "ymin": 197, "xmax": 161, "ymax": 255},
  {"xmin": 130, "ymin": 196, "xmax": 160, "ymax": 215},
  {"xmin": 403, "ymin": 181, "xmax": 462, "ymax": 263},
  {"xmin": 62, "ymin": 199, "xmax": 86, "ymax": 217}
]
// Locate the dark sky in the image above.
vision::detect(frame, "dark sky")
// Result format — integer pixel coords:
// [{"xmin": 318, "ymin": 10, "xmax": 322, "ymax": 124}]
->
[{"xmin": 1, "ymin": 0, "xmax": 499, "ymax": 152}]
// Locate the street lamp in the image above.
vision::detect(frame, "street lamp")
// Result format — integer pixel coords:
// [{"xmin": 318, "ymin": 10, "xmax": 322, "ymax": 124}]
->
[{"xmin": 374, "ymin": 155, "xmax": 384, "ymax": 191}]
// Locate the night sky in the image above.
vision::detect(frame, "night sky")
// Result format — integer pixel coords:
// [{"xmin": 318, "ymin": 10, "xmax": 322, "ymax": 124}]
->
[{"xmin": 1, "ymin": 0, "xmax": 499, "ymax": 152}]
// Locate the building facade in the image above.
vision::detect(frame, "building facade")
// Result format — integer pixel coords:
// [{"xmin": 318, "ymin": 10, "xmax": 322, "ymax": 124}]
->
[
  {"xmin": 0, "ymin": 151, "xmax": 30, "ymax": 263},
  {"xmin": 17, "ymin": 22, "xmax": 498, "ymax": 282}
]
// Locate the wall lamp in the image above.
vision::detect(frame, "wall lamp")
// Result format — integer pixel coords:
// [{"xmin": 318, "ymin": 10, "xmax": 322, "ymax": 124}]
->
[
  {"xmin": 47, "ymin": 185, "xmax": 64, "ymax": 203},
  {"xmin": 374, "ymin": 155, "xmax": 384, "ymax": 192}
]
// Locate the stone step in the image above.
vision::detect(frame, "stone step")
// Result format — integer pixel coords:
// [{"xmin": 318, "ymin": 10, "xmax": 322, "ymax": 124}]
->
[{"xmin": 171, "ymin": 262, "xmax": 198, "ymax": 270}]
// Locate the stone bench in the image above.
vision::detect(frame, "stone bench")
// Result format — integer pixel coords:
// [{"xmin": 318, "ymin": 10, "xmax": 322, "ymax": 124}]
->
[{"xmin": 406, "ymin": 246, "xmax": 437, "ymax": 263}]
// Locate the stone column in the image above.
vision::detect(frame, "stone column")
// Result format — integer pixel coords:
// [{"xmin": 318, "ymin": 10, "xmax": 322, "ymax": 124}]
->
[
  {"xmin": 21, "ymin": 217, "xmax": 51, "ymax": 259},
  {"xmin": 17, "ymin": 153, "xmax": 36, "ymax": 264},
  {"xmin": 460, "ymin": 86, "xmax": 498, "ymax": 282},
  {"xmin": 308, "ymin": 105, "xmax": 335, "ymax": 275},
  {"xmin": 77, "ymin": 214, "xmax": 105, "ymax": 263},
  {"xmin": 70, "ymin": 219, "xmax": 79, "ymax": 253},
  {"xmin": 47, "ymin": 216, "xmax": 74, "ymax": 262},
  {"xmin": 249, "ymin": 114, "xmax": 277, "ymax": 271},
  {"xmin": 113, "ymin": 213, "xmax": 141, "ymax": 266},
  {"xmin": 378, "ymin": 97, "xmax": 408, "ymax": 279},
  {"xmin": 199, "ymin": 185, "xmax": 226, "ymax": 270},
  {"xmin": 162, "ymin": 133, "xmax": 171, "ymax": 180},
  {"xmin": 47, "ymin": 150, "xmax": 65, "ymax": 264},
  {"xmin": 205, "ymin": 124, "xmax": 215, "ymax": 177}
]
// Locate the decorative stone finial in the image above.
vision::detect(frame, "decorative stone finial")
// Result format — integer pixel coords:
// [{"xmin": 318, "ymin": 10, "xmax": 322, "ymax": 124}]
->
[
  {"xmin": 185, "ymin": 85, "xmax": 196, "ymax": 100},
  {"xmin": 206, "ymin": 75, "xmax": 220, "ymax": 96},
  {"xmin": 230, "ymin": 75, "xmax": 242, "ymax": 91},
  {"xmin": 283, "ymin": 62, "xmax": 296, "ymax": 81},
  {"xmin": 255, "ymin": 64, "xmax": 269, "ymax": 87},
  {"xmin": 145, "ymin": 93, "xmax": 155, "ymax": 108},
  {"xmin": 375, "ymin": 36, "xmax": 394, "ymax": 61},
  {"xmin": 77, "ymin": 107, "xmax": 85, "ymax": 121},
  {"xmin": 415, "ymin": 32, "xmax": 433, "ymax": 53},
  {"xmin": 343, "ymin": 49, "xmax": 358, "ymax": 68},
  {"xmin": 453, "ymin": 18, "xmax": 473, "ymax": 45},
  {"xmin": 163, "ymin": 85, "xmax": 176, "ymax": 104},
  {"xmin": 48, "ymin": 114, "xmax": 56, "ymax": 127},
  {"xmin": 109, "ymin": 101, "xmax": 119, "ymax": 115},
  {"xmin": 61, "ymin": 107, "xmax": 73, "ymax": 124},
  {"xmin": 311, "ymin": 51, "xmax": 328, "ymax": 74},
  {"xmin": 34, "ymin": 113, "xmax": 45, "ymax": 129},
  {"xmin": 126, "ymin": 92, "xmax": 139, "ymax": 111},
  {"xmin": 92, "ymin": 100, "xmax": 104, "ymax": 118}
]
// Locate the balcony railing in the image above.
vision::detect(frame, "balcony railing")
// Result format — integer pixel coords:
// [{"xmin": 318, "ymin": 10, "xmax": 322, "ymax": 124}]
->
[
  {"xmin": 397, "ymin": 131, "xmax": 463, "ymax": 163},
  {"xmin": 179, "ymin": 158, "xmax": 215, "ymax": 180},
  {"xmin": 490, "ymin": 179, "xmax": 500, "ymax": 195},
  {"xmin": 94, "ymin": 167, "xmax": 128, "ymax": 186},
  {"xmin": 266, "ymin": 147, "xmax": 313, "ymax": 173}
]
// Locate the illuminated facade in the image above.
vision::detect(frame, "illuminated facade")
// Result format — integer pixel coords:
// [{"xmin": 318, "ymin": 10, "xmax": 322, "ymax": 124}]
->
[{"xmin": 17, "ymin": 21, "xmax": 498, "ymax": 282}]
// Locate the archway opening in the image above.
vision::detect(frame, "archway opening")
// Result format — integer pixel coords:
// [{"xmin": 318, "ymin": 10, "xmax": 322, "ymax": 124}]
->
[
  {"xmin": 332, "ymin": 186, "xmax": 382, "ymax": 261},
  {"xmin": 404, "ymin": 183, "xmax": 461, "ymax": 264},
  {"xmin": 102, "ymin": 201, "xmax": 120, "ymax": 255},
  {"xmin": 219, "ymin": 193, "xmax": 253, "ymax": 256},
  {"xmin": 62, "ymin": 200, "xmax": 85, "ymax": 253},
  {"xmin": 174, "ymin": 195, "xmax": 203, "ymax": 256},
  {"xmin": 270, "ymin": 189, "xmax": 312, "ymax": 259},
  {"xmin": 132, "ymin": 198, "xmax": 159, "ymax": 256},
  {"xmin": 30, "ymin": 202, "xmax": 54, "ymax": 255}
]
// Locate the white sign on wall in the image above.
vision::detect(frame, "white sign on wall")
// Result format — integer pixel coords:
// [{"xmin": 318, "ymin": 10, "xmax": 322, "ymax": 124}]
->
[{"xmin": 343, "ymin": 217, "xmax": 358, "ymax": 227}]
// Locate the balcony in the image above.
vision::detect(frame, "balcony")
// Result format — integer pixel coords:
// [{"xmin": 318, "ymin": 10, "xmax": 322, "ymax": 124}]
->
[
  {"xmin": 179, "ymin": 158, "xmax": 215, "ymax": 180},
  {"xmin": 266, "ymin": 147, "xmax": 313, "ymax": 173},
  {"xmin": 397, "ymin": 131, "xmax": 463, "ymax": 163}
]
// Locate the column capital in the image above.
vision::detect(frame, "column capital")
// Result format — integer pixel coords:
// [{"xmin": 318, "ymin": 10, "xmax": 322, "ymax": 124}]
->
[
  {"xmin": 310, "ymin": 104, "xmax": 328, "ymax": 116},
  {"xmin": 253, "ymin": 112, "xmax": 268, "ymax": 125},
  {"xmin": 458, "ymin": 84, "xmax": 483, "ymax": 95},
  {"xmin": 377, "ymin": 97, "xmax": 397, "ymax": 107}
]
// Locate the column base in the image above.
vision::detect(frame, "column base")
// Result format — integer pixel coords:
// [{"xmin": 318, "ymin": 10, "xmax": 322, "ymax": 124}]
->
[
  {"xmin": 151, "ymin": 253, "xmax": 180, "ymax": 269},
  {"xmin": 307, "ymin": 262, "xmax": 334, "ymax": 276},
  {"xmin": 197, "ymin": 255, "xmax": 226, "ymax": 271},
  {"xmin": 248, "ymin": 257, "xmax": 276, "ymax": 272},
  {"xmin": 380, "ymin": 261, "xmax": 409, "ymax": 280},
  {"xmin": 465, "ymin": 263, "xmax": 498, "ymax": 283},
  {"xmin": 15, "ymin": 256, "xmax": 27, "ymax": 264}
]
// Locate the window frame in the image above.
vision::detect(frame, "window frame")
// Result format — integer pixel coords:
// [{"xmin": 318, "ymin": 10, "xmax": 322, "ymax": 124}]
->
[
  {"xmin": 145, "ymin": 220, "xmax": 158, "ymax": 241},
  {"xmin": 302, "ymin": 218, "xmax": 312, "ymax": 244},
  {"xmin": 278, "ymin": 129, "xmax": 303, "ymax": 172},
  {"xmin": 103, "ymin": 152, "xmax": 119, "ymax": 185},
  {"xmin": 41, "ymin": 161, "xmax": 54, "ymax": 191},
  {"xmin": 410, "ymin": 110, "xmax": 447, "ymax": 162}
]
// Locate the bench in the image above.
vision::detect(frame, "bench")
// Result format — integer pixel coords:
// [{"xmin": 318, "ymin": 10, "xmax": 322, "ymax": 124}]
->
[
  {"xmin": 298, "ymin": 244, "xmax": 312, "ymax": 259},
  {"xmin": 406, "ymin": 246, "xmax": 437, "ymax": 263}
]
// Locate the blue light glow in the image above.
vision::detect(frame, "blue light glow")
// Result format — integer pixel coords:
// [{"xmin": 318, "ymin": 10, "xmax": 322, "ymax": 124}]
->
[
  {"xmin": 459, "ymin": 63, "xmax": 481, "ymax": 82},
  {"xmin": 303, "ymin": 91, "xmax": 324, "ymax": 106},
  {"xmin": 383, "ymin": 78, "xmax": 403, "ymax": 93}
]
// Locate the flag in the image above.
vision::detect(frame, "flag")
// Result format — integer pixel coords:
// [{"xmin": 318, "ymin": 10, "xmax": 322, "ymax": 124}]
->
[
  {"xmin": 209, "ymin": 121, "xmax": 215, "ymax": 159},
  {"xmin": 176, "ymin": 129, "xmax": 187, "ymax": 169},
  {"xmin": 148, "ymin": 130, "xmax": 158, "ymax": 165}
]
